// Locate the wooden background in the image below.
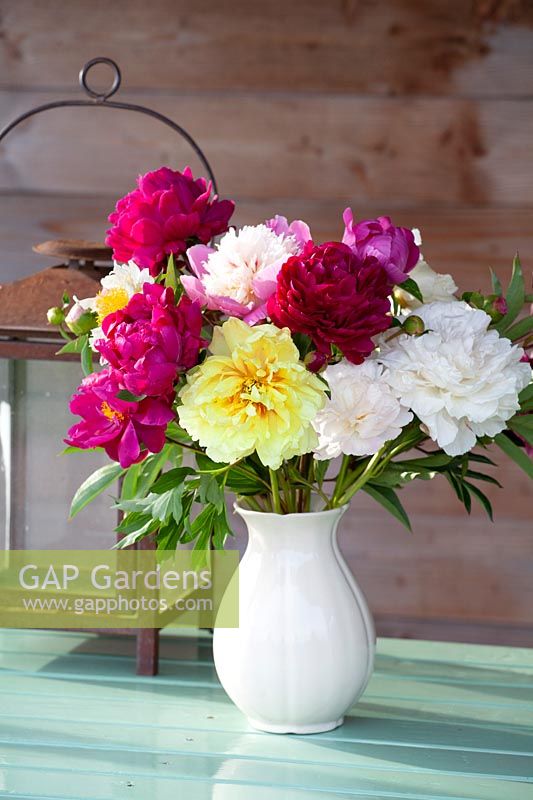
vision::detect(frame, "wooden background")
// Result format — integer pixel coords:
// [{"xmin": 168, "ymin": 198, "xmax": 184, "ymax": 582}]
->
[{"xmin": 0, "ymin": 0, "xmax": 532, "ymax": 644}]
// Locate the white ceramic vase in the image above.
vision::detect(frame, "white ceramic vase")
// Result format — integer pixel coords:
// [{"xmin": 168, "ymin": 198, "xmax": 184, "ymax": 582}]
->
[{"xmin": 213, "ymin": 504, "xmax": 375, "ymax": 734}]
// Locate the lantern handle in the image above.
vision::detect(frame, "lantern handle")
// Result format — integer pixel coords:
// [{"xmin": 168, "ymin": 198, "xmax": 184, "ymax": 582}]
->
[
  {"xmin": 79, "ymin": 57, "xmax": 121, "ymax": 102},
  {"xmin": 0, "ymin": 57, "xmax": 218, "ymax": 194}
]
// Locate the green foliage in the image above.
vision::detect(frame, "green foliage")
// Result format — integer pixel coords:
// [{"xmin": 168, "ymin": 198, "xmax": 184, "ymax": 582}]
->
[
  {"xmin": 56, "ymin": 334, "xmax": 88, "ymax": 357},
  {"xmin": 398, "ymin": 277, "xmax": 423, "ymax": 304},
  {"xmin": 363, "ymin": 484, "xmax": 411, "ymax": 531},
  {"xmin": 494, "ymin": 433, "xmax": 533, "ymax": 479},
  {"xmin": 494, "ymin": 255, "xmax": 526, "ymax": 336},
  {"xmin": 70, "ymin": 463, "xmax": 125, "ymax": 519}
]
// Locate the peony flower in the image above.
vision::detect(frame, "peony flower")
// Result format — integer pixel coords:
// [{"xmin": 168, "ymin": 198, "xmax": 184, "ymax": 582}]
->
[
  {"xmin": 182, "ymin": 219, "xmax": 311, "ymax": 324},
  {"xmin": 377, "ymin": 301, "xmax": 531, "ymax": 456},
  {"xmin": 178, "ymin": 318, "xmax": 326, "ymax": 468},
  {"xmin": 65, "ymin": 297, "xmax": 98, "ymax": 336},
  {"xmin": 313, "ymin": 360, "xmax": 413, "ymax": 459},
  {"xmin": 342, "ymin": 209, "xmax": 419, "ymax": 285},
  {"xmin": 77, "ymin": 261, "xmax": 155, "ymax": 350},
  {"xmin": 267, "ymin": 241, "xmax": 392, "ymax": 369},
  {"xmin": 65, "ymin": 368, "xmax": 174, "ymax": 468},
  {"xmin": 96, "ymin": 283, "xmax": 204, "ymax": 398},
  {"xmin": 395, "ymin": 257, "xmax": 457, "ymax": 311},
  {"xmin": 106, "ymin": 166, "xmax": 235, "ymax": 275}
]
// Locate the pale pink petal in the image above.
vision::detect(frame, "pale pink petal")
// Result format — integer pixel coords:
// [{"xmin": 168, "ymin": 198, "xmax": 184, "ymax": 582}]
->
[
  {"xmin": 186, "ymin": 244, "xmax": 214, "ymax": 278},
  {"xmin": 288, "ymin": 219, "xmax": 312, "ymax": 248},
  {"xmin": 181, "ymin": 275, "xmax": 209, "ymax": 305},
  {"xmin": 243, "ymin": 303, "xmax": 268, "ymax": 325}
]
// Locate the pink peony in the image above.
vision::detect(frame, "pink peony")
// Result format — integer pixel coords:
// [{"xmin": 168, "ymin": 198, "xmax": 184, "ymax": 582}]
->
[
  {"xmin": 342, "ymin": 208, "xmax": 419, "ymax": 285},
  {"xmin": 96, "ymin": 283, "xmax": 204, "ymax": 397},
  {"xmin": 106, "ymin": 166, "xmax": 235, "ymax": 276},
  {"xmin": 182, "ymin": 217, "xmax": 311, "ymax": 324},
  {"xmin": 267, "ymin": 241, "xmax": 392, "ymax": 370},
  {"xmin": 65, "ymin": 368, "xmax": 175, "ymax": 468}
]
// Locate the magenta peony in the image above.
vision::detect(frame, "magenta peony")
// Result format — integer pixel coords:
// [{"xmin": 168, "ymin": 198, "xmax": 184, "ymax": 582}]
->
[
  {"xmin": 96, "ymin": 283, "xmax": 204, "ymax": 397},
  {"xmin": 106, "ymin": 166, "xmax": 235, "ymax": 275},
  {"xmin": 342, "ymin": 208, "xmax": 419, "ymax": 285},
  {"xmin": 267, "ymin": 241, "xmax": 392, "ymax": 369},
  {"xmin": 65, "ymin": 368, "xmax": 175, "ymax": 468}
]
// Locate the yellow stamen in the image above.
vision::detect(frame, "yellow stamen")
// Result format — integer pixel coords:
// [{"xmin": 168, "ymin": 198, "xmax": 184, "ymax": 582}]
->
[
  {"xmin": 101, "ymin": 401, "xmax": 125, "ymax": 422},
  {"xmin": 94, "ymin": 288, "xmax": 129, "ymax": 324}
]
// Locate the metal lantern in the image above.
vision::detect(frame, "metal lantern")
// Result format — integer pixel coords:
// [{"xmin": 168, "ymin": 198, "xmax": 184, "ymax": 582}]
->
[{"xmin": 0, "ymin": 58, "xmax": 218, "ymax": 674}]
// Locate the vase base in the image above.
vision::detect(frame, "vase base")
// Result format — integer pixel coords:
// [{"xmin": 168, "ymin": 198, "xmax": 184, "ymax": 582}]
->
[{"xmin": 247, "ymin": 717, "xmax": 344, "ymax": 735}]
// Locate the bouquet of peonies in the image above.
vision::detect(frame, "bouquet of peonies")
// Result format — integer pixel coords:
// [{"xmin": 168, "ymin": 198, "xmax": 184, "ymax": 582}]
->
[{"xmin": 49, "ymin": 166, "xmax": 533, "ymax": 547}]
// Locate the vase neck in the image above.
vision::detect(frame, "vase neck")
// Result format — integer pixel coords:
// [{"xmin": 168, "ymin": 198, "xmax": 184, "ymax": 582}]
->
[{"xmin": 235, "ymin": 506, "xmax": 347, "ymax": 554}]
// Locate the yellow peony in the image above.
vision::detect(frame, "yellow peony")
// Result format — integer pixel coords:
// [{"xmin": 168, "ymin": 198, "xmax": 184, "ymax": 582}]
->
[{"xmin": 178, "ymin": 318, "xmax": 327, "ymax": 469}]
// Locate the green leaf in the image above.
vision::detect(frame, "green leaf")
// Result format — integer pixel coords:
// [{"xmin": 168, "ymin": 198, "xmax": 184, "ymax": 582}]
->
[
  {"xmin": 56, "ymin": 335, "xmax": 87, "ymax": 356},
  {"xmin": 399, "ymin": 277, "xmax": 423, "ymax": 304},
  {"xmin": 519, "ymin": 383, "xmax": 533, "ymax": 411},
  {"xmin": 117, "ymin": 389, "xmax": 146, "ymax": 402},
  {"xmin": 213, "ymin": 507, "xmax": 234, "ymax": 549},
  {"xmin": 363, "ymin": 484, "xmax": 411, "ymax": 531},
  {"xmin": 226, "ymin": 467, "xmax": 266, "ymax": 496},
  {"xmin": 199, "ymin": 474, "xmax": 225, "ymax": 513},
  {"xmin": 494, "ymin": 432, "xmax": 533, "ymax": 479},
  {"xmin": 151, "ymin": 467, "xmax": 195, "ymax": 494},
  {"xmin": 395, "ymin": 453, "xmax": 453, "ymax": 471},
  {"xmin": 80, "ymin": 337, "xmax": 93, "ymax": 377},
  {"xmin": 136, "ymin": 447, "xmax": 172, "ymax": 496},
  {"xmin": 519, "ymin": 383, "xmax": 533, "ymax": 403},
  {"xmin": 165, "ymin": 253, "xmax": 179, "ymax": 295},
  {"xmin": 468, "ymin": 452, "xmax": 497, "ymax": 467},
  {"xmin": 188, "ymin": 505, "xmax": 216, "ymax": 547},
  {"xmin": 446, "ymin": 471, "xmax": 471, "ymax": 513},
  {"xmin": 116, "ymin": 511, "xmax": 156, "ymax": 536},
  {"xmin": 120, "ymin": 462, "xmax": 143, "ymax": 501},
  {"xmin": 495, "ymin": 254, "xmax": 525, "ymax": 333},
  {"xmin": 155, "ymin": 522, "xmax": 180, "ymax": 551},
  {"xmin": 507, "ymin": 414, "xmax": 533, "ymax": 445},
  {"xmin": 313, "ymin": 458, "xmax": 330, "ymax": 488},
  {"xmin": 465, "ymin": 469, "xmax": 502, "ymax": 488},
  {"xmin": 505, "ymin": 315, "xmax": 533, "ymax": 341},
  {"xmin": 464, "ymin": 482, "xmax": 494, "ymax": 521},
  {"xmin": 490, "ymin": 268, "xmax": 503, "ymax": 296},
  {"xmin": 165, "ymin": 421, "xmax": 191, "ymax": 444},
  {"xmin": 70, "ymin": 463, "xmax": 125, "ymax": 519}
]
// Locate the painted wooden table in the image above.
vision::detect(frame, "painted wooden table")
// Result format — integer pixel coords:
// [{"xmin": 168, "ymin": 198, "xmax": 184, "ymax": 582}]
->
[{"xmin": 0, "ymin": 630, "xmax": 532, "ymax": 799}]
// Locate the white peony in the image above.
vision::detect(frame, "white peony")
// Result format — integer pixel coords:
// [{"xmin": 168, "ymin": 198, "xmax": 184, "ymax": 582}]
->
[
  {"xmin": 201, "ymin": 224, "xmax": 299, "ymax": 306},
  {"xmin": 313, "ymin": 360, "xmax": 413, "ymax": 460},
  {"xmin": 396, "ymin": 257, "xmax": 457, "ymax": 311},
  {"xmin": 378, "ymin": 301, "xmax": 531, "ymax": 456},
  {"xmin": 87, "ymin": 261, "xmax": 154, "ymax": 349},
  {"xmin": 100, "ymin": 260, "xmax": 153, "ymax": 296}
]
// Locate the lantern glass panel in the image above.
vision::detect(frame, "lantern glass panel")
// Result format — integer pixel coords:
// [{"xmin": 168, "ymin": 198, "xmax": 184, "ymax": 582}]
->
[{"xmin": 0, "ymin": 358, "xmax": 116, "ymax": 550}]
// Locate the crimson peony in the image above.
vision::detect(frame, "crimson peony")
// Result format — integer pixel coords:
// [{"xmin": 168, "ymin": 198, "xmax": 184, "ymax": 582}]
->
[
  {"xmin": 106, "ymin": 166, "xmax": 235, "ymax": 275},
  {"xmin": 96, "ymin": 283, "xmax": 204, "ymax": 398},
  {"xmin": 267, "ymin": 241, "xmax": 391, "ymax": 369}
]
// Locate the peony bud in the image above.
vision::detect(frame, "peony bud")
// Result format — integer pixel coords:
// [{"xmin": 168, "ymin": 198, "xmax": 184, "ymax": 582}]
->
[
  {"xmin": 65, "ymin": 302, "xmax": 98, "ymax": 336},
  {"xmin": 403, "ymin": 315, "xmax": 425, "ymax": 336},
  {"xmin": 47, "ymin": 306, "xmax": 65, "ymax": 326},
  {"xmin": 462, "ymin": 291, "xmax": 485, "ymax": 310},
  {"xmin": 484, "ymin": 293, "xmax": 508, "ymax": 322}
]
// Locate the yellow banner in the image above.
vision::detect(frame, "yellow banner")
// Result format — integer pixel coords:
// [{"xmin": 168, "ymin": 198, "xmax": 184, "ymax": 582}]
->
[{"xmin": 0, "ymin": 550, "xmax": 239, "ymax": 628}]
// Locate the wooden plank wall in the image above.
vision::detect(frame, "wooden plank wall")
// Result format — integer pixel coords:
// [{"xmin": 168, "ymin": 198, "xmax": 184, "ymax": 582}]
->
[{"xmin": 0, "ymin": 0, "xmax": 532, "ymax": 644}]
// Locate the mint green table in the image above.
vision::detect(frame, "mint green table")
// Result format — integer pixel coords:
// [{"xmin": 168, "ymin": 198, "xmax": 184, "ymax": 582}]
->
[{"xmin": 0, "ymin": 630, "xmax": 532, "ymax": 799}]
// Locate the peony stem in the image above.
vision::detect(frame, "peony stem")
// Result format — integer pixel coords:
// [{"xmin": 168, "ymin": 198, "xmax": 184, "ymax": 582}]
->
[
  {"xmin": 336, "ymin": 448, "xmax": 386, "ymax": 506},
  {"xmin": 331, "ymin": 455, "xmax": 351, "ymax": 507},
  {"xmin": 269, "ymin": 468, "xmax": 283, "ymax": 514}
]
